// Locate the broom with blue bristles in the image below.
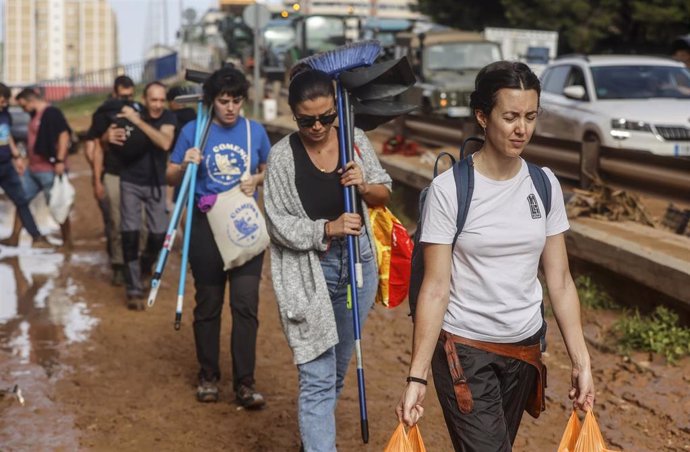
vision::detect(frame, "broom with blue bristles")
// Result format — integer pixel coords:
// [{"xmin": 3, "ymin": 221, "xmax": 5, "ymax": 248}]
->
[{"xmin": 299, "ymin": 40, "xmax": 381, "ymax": 444}]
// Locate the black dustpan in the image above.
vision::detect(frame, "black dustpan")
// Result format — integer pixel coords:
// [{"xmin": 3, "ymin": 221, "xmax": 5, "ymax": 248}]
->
[
  {"xmin": 351, "ymin": 97, "xmax": 418, "ymax": 131},
  {"xmin": 340, "ymin": 57, "xmax": 416, "ymax": 100}
]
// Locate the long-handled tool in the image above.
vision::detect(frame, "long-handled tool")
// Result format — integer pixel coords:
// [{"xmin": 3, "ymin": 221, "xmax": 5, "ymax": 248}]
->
[
  {"xmin": 301, "ymin": 40, "xmax": 381, "ymax": 444},
  {"xmin": 144, "ymin": 69, "xmax": 214, "ymax": 331},
  {"xmin": 148, "ymin": 105, "xmax": 209, "ymax": 308}
]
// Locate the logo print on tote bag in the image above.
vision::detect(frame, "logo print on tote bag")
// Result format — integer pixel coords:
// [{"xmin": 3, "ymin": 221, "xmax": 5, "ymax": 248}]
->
[
  {"xmin": 227, "ymin": 201, "xmax": 262, "ymax": 247},
  {"xmin": 527, "ymin": 194, "xmax": 541, "ymax": 219}
]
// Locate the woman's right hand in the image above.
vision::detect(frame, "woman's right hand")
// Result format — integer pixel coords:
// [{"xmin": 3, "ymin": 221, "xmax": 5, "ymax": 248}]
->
[
  {"xmin": 181, "ymin": 147, "xmax": 201, "ymax": 171},
  {"xmin": 396, "ymin": 382, "xmax": 426, "ymax": 427},
  {"xmin": 325, "ymin": 213, "xmax": 362, "ymax": 237}
]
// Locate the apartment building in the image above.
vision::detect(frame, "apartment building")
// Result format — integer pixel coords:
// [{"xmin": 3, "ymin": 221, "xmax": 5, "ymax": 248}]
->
[{"xmin": 3, "ymin": 0, "xmax": 118, "ymax": 86}]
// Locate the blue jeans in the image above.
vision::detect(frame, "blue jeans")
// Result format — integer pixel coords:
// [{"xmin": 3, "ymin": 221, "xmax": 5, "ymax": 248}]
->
[
  {"xmin": 0, "ymin": 161, "xmax": 41, "ymax": 238},
  {"xmin": 22, "ymin": 169, "xmax": 55, "ymax": 203},
  {"xmin": 298, "ymin": 230, "xmax": 378, "ymax": 452}
]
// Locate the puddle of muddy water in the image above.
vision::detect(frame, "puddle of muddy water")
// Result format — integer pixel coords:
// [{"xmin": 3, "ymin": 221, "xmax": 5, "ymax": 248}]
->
[{"xmin": 0, "ymin": 245, "xmax": 101, "ymax": 449}]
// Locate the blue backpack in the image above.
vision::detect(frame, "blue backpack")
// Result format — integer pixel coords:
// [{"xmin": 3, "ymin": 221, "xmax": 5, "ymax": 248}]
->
[{"xmin": 408, "ymin": 137, "xmax": 553, "ymax": 319}]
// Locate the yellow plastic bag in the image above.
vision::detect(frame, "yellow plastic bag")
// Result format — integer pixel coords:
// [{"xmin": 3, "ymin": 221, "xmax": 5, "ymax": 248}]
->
[
  {"xmin": 383, "ymin": 422, "xmax": 427, "ymax": 452},
  {"xmin": 567, "ymin": 410, "xmax": 620, "ymax": 452},
  {"xmin": 557, "ymin": 411, "xmax": 582, "ymax": 452}
]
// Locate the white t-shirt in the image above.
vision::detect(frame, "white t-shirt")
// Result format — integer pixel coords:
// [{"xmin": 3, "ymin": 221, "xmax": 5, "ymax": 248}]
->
[{"xmin": 420, "ymin": 159, "xmax": 569, "ymax": 343}]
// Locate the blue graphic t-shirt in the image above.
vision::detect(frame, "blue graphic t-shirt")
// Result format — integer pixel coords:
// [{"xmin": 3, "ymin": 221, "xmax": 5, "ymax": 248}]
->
[
  {"xmin": 0, "ymin": 109, "xmax": 13, "ymax": 163},
  {"xmin": 170, "ymin": 117, "xmax": 271, "ymax": 200}
]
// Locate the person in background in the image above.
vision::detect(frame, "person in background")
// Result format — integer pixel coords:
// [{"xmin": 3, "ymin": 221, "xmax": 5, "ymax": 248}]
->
[
  {"xmin": 396, "ymin": 61, "xmax": 594, "ymax": 452},
  {"xmin": 0, "ymin": 83, "xmax": 50, "ymax": 247},
  {"xmin": 166, "ymin": 85, "xmax": 198, "ymax": 208},
  {"xmin": 84, "ymin": 75, "xmax": 136, "ymax": 285},
  {"xmin": 167, "ymin": 67, "xmax": 271, "ymax": 408},
  {"xmin": 671, "ymin": 35, "xmax": 690, "ymax": 69},
  {"xmin": 15, "ymin": 88, "xmax": 73, "ymax": 249},
  {"xmin": 263, "ymin": 69, "xmax": 392, "ymax": 452},
  {"xmin": 108, "ymin": 81, "xmax": 175, "ymax": 309}
]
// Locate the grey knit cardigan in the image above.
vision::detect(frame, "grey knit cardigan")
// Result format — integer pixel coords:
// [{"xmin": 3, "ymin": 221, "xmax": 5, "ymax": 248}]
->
[{"xmin": 264, "ymin": 128, "xmax": 392, "ymax": 365}]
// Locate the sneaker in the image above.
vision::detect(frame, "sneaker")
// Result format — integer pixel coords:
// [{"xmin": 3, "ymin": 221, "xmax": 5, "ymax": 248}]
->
[
  {"xmin": 196, "ymin": 378, "xmax": 219, "ymax": 403},
  {"xmin": 235, "ymin": 384, "xmax": 265, "ymax": 409}
]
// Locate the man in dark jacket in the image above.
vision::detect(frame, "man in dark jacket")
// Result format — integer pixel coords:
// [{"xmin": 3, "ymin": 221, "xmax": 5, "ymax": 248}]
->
[{"xmin": 85, "ymin": 75, "xmax": 137, "ymax": 285}]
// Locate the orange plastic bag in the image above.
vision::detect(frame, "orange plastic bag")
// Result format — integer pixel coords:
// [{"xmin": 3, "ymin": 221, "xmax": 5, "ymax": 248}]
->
[
  {"xmin": 557, "ymin": 411, "xmax": 582, "ymax": 452},
  {"xmin": 558, "ymin": 410, "xmax": 620, "ymax": 452},
  {"xmin": 407, "ymin": 424, "xmax": 427, "ymax": 452},
  {"xmin": 383, "ymin": 422, "xmax": 427, "ymax": 452}
]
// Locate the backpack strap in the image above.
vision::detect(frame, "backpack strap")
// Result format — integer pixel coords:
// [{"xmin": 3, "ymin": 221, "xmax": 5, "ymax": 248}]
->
[
  {"xmin": 433, "ymin": 152, "xmax": 456, "ymax": 177},
  {"xmin": 451, "ymin": 157, "xmax": 474, "ymax": 248},
  {"xmin": 526, "ymin": 162, "xmax": 552, "ymax": 218}
]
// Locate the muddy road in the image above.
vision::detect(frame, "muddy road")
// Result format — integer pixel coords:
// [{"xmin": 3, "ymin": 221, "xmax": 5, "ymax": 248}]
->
[{"xmin": 1, "ymin": 153, "xmax": 688, "ymax": 451}]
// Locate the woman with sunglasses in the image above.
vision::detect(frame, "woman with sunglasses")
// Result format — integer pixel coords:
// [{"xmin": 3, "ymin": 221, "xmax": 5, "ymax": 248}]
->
[
  {"xmin": 166, "ymin": 66, "xmax": 271, "ymax": 409},
  {"xmin": 264, "ymin": 69, "xmax": 392, "ymax": 451}
]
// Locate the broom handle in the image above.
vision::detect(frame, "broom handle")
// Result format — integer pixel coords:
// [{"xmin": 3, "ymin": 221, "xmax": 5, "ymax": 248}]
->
[
  {"xmin": 341, "ymin": 86, "xmax": 363, "ymax": 288},
  {"xmin": 337, "ymin": 82, "xmax": 369, "ymax": 444}
]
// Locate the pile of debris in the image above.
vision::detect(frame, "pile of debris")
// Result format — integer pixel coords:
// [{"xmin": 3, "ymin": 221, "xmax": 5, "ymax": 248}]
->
[
  {"xmin": 661, "ymin": 203, "xmax": 690, "ymax": 236},
  {"xmin": 565, "ymin": 179, "xmax": 656, "ymax": 227}
]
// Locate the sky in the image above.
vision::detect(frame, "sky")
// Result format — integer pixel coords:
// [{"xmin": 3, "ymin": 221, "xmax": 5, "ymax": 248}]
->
[
  {"xmin": 111, "ymin": 0, "xmax": 218, "ymax": 65},
  {"xmin": 110, "ymin": 0, "xmax": 283, "ymax": 65}
]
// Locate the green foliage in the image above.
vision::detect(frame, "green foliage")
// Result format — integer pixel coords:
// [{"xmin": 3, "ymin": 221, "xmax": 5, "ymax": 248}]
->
[
  {"xmin": 55, "ymin": 92, "xmax": 108, "ymax": 123},
  {"xmin": 418, "ymin": 0, "xmax": 690, "ymax": 55},
  {"xmin": 417, "ymin": 0, "xmax": 507, "ymax": 30},
  {"xmin": 614, "ymin": 306, "xmax": 690, "ymax": 364},
  {"xmin": 503, "ymin": 0, "xmax": 623, "ymax": 53},
  {"xmin": 574, "ymin": 275, "xmax": 618, "ymax": 310}
]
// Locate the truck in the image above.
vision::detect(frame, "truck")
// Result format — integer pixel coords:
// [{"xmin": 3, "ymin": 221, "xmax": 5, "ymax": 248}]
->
[
  {"xmin": 394, "ymin": 29, "xmax": 503, "ymax": 118},
  {"xmin": 483, "ymin": 27, "xmax": 559, "ymax": 76}
]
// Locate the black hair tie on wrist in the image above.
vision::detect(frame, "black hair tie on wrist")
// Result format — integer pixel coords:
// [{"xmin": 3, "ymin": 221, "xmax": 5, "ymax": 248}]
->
[{"xmin": 406, "ymin": 376, "xmax": 427, "ymax": 386}]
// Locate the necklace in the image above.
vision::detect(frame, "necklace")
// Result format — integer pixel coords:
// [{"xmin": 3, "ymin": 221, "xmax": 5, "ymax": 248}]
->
[
  {"xmin": 309, "ymin": 149, "xmax": 331, "ymax": 172},
  {"xmin": 304, "ymin": 134, "xmax": 335, "ymax": 173}
]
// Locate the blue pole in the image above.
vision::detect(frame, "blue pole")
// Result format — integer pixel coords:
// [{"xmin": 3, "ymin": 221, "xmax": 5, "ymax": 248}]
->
[
  {"xmin": 174, "ymin": 105, "xmax": 213, "ymax": 330},
  {"xmin": 336, "ymin": 81, "xmax": 369, "ymax": 443},
  {"xmin": 147, "ymin": 108, "xmax": 206, "ymax": 307}
]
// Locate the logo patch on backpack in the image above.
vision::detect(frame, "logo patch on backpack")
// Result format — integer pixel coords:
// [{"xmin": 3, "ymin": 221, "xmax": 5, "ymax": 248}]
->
[{"xmin": 527, "ymin": 194, "xmax": 541, "ymax": 219}]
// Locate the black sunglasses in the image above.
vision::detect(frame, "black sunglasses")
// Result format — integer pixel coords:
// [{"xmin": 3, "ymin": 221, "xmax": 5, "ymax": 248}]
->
[{"xmin": 294, "ymin": 112, "xmax": 338, "ymax": 128}]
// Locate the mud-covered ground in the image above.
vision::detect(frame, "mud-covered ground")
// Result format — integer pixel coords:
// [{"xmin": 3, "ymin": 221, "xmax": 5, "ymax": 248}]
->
[{"xmin": 1, "ymin": 153, "xmax": 688, "ymax": 451}]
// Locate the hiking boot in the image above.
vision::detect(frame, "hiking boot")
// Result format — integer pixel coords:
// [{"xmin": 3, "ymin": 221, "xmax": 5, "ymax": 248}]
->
[
  {"xmin": 111, "ymin": 266, "xmax": 126, "ymax": 287},
  {"xmin": 126, "ymin": 293, "xmax": 145, "ymax": 311},
  {"xmin": 235, "ymin": 384, "xmax": 265, "ymax": 409},
  {"xmin": 196, "ymin": 378, "xmax": 219, "ymax": 403}
]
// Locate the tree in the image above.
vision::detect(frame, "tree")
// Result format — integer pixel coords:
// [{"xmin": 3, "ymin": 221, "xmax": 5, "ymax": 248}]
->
[
  {"xmin": 417, "ymin": 0, "xmax": 508, "ymax": 31},
  {"xmin": 503, "ymin": 0, "xmax": 623, "ymax": 53}
]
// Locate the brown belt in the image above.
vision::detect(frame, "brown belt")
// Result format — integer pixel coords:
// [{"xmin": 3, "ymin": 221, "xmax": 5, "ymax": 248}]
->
[{"xmin": 440, "ymin": 330, "xmax": 547, "ymax": 418}]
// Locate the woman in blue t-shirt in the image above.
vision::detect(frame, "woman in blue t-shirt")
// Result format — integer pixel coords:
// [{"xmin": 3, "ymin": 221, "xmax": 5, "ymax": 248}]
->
[{"xmin": 166, "ymin": 67, "xmax": 271, "ymax": 409}]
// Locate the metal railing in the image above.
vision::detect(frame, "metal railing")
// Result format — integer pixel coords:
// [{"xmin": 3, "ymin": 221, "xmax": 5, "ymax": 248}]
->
[
  {"xmin": 392, "ymin": 115, "xmax": 690, "ymax": 204},
  {"xmin": 33, "ymin": 52, "xmax": 215, "ymax": 103}
]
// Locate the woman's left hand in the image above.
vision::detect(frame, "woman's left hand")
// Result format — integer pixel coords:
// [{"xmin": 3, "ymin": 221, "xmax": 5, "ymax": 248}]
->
[
  {"xmin": 240, "ymin": 174, "xmax": 258, "ymax": 196},
  {"xmin": 339, "ymin": 161, "xmax": 368, "ymax": 195},
  {"xmin": 570, "ymin": 363, "xmax": 595, "ymax": 411}
]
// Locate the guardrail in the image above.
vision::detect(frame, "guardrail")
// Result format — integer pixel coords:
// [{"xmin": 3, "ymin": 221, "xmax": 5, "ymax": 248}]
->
[{"xmin": 395, "ymin": 115, "xmax": 690, "ymax": 204}]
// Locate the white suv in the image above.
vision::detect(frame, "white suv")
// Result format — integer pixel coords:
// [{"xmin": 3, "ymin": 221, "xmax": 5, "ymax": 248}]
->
[{"xmin": 535, "ymin": 55, "xmax": 690, "ymax": 157}]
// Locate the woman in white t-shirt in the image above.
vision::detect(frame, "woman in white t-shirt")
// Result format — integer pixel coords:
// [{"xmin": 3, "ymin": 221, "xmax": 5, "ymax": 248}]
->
[{"xmin": 396, "ymin": 61, "xmax": 595, "ymax": 451}]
